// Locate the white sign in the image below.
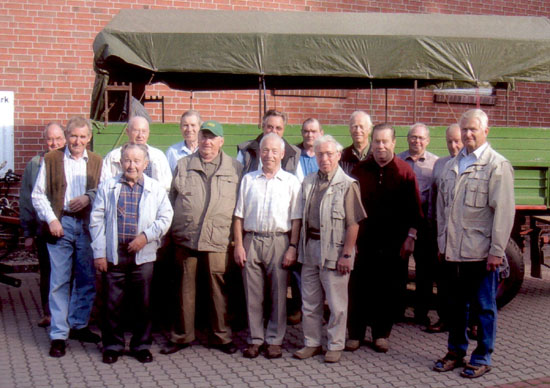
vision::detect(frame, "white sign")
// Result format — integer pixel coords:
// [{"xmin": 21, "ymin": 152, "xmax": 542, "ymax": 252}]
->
[{"xmin": 0, "ymin": 91, "xmax": 14, "ymax": 175}]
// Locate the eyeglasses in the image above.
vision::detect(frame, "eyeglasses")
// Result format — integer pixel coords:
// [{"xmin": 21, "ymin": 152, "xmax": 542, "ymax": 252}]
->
[{"xmin": 408, "ymin": 136, "xmax": 427, "ymax": 141}]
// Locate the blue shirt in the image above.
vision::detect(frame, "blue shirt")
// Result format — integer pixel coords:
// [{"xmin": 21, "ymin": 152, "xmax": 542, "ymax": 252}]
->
[{"xmin": 299, "ymin": 149, "xmax": 319, "ymax": 177}]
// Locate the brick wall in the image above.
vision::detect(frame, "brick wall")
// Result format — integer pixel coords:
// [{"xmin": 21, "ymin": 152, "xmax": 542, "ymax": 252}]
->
[{"xmin": 2, "ymin": 0, "xmax": 550, "ymax": 172}]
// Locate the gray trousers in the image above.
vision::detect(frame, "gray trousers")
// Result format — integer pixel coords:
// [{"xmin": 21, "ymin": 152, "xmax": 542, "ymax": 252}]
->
[
  {"xmin": 301, "ymin": 239, "xmax": 350, "ymax": 351},
  {"xmin": 242, "ymin": 232, "xmax": 288, "ymax": 345}
]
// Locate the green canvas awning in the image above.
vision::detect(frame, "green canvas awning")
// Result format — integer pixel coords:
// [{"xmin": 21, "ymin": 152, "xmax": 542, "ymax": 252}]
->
[{"xmin": 91, "ymin": 9, "xmax": 550, "ymax": 119}]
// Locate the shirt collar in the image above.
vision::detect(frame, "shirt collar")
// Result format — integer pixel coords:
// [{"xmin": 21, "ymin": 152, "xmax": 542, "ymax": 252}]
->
[
  {"xmin": 64, "ymin": 146, "xmax": 88, "ymax": 161},
  {"xmin": 259, "ymin": 166, "xmax": 284, "ymax": 180},
  {"xmin": 119, "ymin": 175, "xmax": 145, "ymax": 187},
  {"xmin": 459, "ymin": 142, "xmax": 489, "ymax": 161},
  {"xmin": 317, "ymin": 168, "xmax": 336, "ymax": 182},
  {"xmin": 352, "ymin": 145, "xmax": 369, "ymax": 161},
  {"xmin": 403, "ymin": 150, "xmax": 426, "ymax": 161}
]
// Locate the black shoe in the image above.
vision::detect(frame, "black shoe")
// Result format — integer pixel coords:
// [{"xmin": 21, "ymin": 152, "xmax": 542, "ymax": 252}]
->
[
  {"xmin": 102, "ymin": 349, "xmax": 120, "ymax": 364},
  {"xmin": 69, "ymin": 327, "xmax": 101, "ymax": 343},
  {"xmin": 49, "ymin": 339, "xmax": 66, "ymax": 358},
  {"xmin": 159, "ymin": 341, "xmax": 189, "ymax": 355},
  {"xmin": 210, "ymin": 342, "xmax": 238, "ymax": 355},
  {"xmin": 425, "ymin": 320, "xmax": 448, "ymax": 333},
  {"xmin": 132, "ymin": 349, "xmax": 153, "ymax": 363}
]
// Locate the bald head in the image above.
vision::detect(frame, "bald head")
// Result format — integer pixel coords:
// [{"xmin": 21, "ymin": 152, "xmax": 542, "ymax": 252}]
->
[
  {"xmin": 127, "ymin": 116, "xmax": 150, "ymax": 145},
  {"xmin": 446, "ymin": 123, "xmax": 463, "ymax": 157}
]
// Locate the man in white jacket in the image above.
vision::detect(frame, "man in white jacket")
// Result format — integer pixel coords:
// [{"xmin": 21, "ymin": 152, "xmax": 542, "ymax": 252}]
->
[
  {"xmin": 101, "ymin": 116, "xmax": 172, "ymax": 192},
  {"xmin": 90, "ymin": 143, "xmax": 173, "ymax": 365}
]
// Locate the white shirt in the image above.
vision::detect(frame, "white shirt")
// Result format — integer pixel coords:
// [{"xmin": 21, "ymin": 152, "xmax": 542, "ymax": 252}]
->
[
  {"xmin": 101, "ymin": 144, "xmax": 172, "ymax": 192},
  {"xmin": 458, "ymin": 142, "xmax": 489, "ymax": 174},
  {"xmin": 237, "ymin": 149, "xmax": 303, "ymax": 180},
  {"xmin": 234, "ymin": 168, "xmax": 302, "ymax": 233},
  {"xmin": 165, "ymin": 140, "xmax": 197, "ymax": 173},
  {"xmin": 32, "ymin": 147, "xmax": 88, "ymax": 224}
]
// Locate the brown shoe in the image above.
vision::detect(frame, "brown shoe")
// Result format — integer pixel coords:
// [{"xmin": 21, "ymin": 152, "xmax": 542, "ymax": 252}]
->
[
  {"xmin": 37, "ymin": 315, "xmax": 51, "ymax": 328},
  {"xmin": 243, "ymin": 344, "xmax": 261, "ymax": 359},
  {"xmin": 287, "ymin": 310, "xmax": 302, "ymax": 325},
  {"xmin": 433, "ymin": 352, "xmax": 465, "ymax": 372},
  {"xmin": 344, "ymin": 339, "xmax": 360, "ymax": 352},
  {"xmin": 373, "ymin": 338, "xmax": 389, "ymax": 353},
  {"xmin": 293, "ymin": 346, "xmax": 322, "ymax": 360},
  {"xmin": 264, "ymin": 344, "xmax": 282, "ymax": 359},
  {"xmin": 324, "ymin": 350, "xmax": 342, "ymax": 363}
]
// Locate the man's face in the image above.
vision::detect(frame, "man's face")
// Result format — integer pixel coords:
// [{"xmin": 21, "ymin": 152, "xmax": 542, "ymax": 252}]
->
[
  {"xmin": 372, "ymin": 129, "xmax": 396, "ymax": 166},
  {"xmin": 127, "ymin": 118, "xmax": 150, "ymax": 144},
  {"xmin": 446, "ymin": 126, "xmax": 463, "ymax": 157},
  {"xmin": 198, "ymin": 130, "xmax": 224, "ymax": 159},
  {"xmin": 263, "ymin": 116, "xmax": 285, "ymax": 137},
  {"xmin": 407, "ymin": 126, "xmax": 429, "ymax": 156},
  {"xmin": 315, "ymin": 141, "xmax": 341, "ymax": 175},
  {"xmin": 260, "ymin": 136, "xmax": 284, "ymax": 172},
  {"xmin": 67, "ymin": 126, "xmax": 91, "ymax": 158},
  {"xmin": 349, "ymin": 114, "xmax": 371, "ymax": 147},
  {"xmin": 301, "ymin": 121, "xmax": 323, "ymax": 148},
  {"xmin": 181, "ymin": 115, "xmax": 200, "ymax": 143},
  {"xmin": 121, "ymin": 147, "xmax": 148, "ymax": 183},
  {"xmin": 45, "ymin": 125, "xmax": 66, "ymax": 151},
  {"xmin": 461, "ymin": 117, "xmax": 489, "ymax": 153}
]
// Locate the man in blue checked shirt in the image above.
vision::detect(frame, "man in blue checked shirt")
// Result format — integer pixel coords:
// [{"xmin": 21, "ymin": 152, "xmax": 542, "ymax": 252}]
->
[{"xmin": 90, "ymin": 143, "xmax": 173, "ymax": 365}]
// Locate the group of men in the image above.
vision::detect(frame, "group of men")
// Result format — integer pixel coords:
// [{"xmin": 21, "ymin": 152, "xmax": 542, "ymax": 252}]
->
[{"xmin": 19, "ymin": 107, "xmax": 514, "ymax": 378}]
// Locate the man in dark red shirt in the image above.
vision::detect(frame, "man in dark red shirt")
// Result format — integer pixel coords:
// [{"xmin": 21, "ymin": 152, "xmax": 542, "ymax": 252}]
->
[{"xmin": 346, "ymin": 123, "xmax": 423, "ymax": 353}]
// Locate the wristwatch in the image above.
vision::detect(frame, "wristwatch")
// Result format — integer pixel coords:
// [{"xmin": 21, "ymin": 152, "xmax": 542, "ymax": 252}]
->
[
  {"xmin": 342, "ymin": 254, "xmax": 351, "ymax": 259},
  {"xmin": 407, "ymin": 233, "xmax": 417, "ymax": 240}
]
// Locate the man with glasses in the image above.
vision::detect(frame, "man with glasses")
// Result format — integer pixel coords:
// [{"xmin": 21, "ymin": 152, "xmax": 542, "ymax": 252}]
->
[{"xmin": 397, "ymin": 123, "xmax": 439, "ymax": 327}]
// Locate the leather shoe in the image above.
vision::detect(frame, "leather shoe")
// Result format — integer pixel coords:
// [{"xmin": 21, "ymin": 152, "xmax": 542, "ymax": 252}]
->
[
  {"xmin": 243, "ymin": 344, "xmax": 261, "ymax": 358},
  {"xmin": 160, "ymin": 341, "xmax": 189, "ymax": 355},
  {"xmin": 373, "ymin": 338, "xmax": 389, "ymax": 353},
  {"xmin": 132, "ymin": 349, "xmax": 153, "ymax": 363},
  {"xmin": 210, "ymin": 342, "xmax": 238, "ymax": 355},
  {"xmin": 426, "ymin": 320, "xmax": 447, "ymax": 333},
  {"xmin": 293, "ymin": 346, "xmax": 322, "ymax": 360},
  {"xmin": 344, "ymin": 339, "xmax": 360, "ymax": 352},
  {"xmin": 324, "ymin": 350, "xmax": 342, "ymax": 363},
  {"xmin": 264, "ymin": 344, "xmax": 282, "ymax": 359},
  {"xmin": 102, "ymin": 349, "xmax": 120, "ymax": 364},
  {"xmin": 69, "ymin": 327, "xmax": 101, "ymax": 343},
  {"xmin": 49, "ymin": 339, "xmax": 66, "ymax": 358},
  {"xmin": 37, "ymin": 315, "xmax": 51, "ymax": 328}
]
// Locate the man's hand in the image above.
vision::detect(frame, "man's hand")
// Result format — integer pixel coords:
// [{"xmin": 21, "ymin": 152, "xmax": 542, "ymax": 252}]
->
[
  {"xmin": 487, "ymin": 254, "xmax": 503, "ymax": 272},
  {"xmin": 282, "ymin": 246, "xmax": 297, "ymax": 268},
  {"xmin": 48, "ymin": 219, "xmax": 64, "ymax": 237},
  {"xmin": 68, "ymin": 195, "xmax": 90, "ymax": 213},
  {"xmin": 234, "ymin": 245, "xmax": 247, "ymax": 268},
  {"xmin": 336, "ymin": 256, "xmax": 352, "ymax": 275},
  {"xmin": 94, "ymin": 258, "xmax": 108, "ymax": 272},
  {"xmin": 128, "ymin": 233, "xmax": 147, "ymax": 253},
  {"xmin": 24, "ymin": 237, "xmax": 34, "ymax": 250},
  {"xmin": 400, "ymin": 236, "xmax": 415, "ymax": 259}
]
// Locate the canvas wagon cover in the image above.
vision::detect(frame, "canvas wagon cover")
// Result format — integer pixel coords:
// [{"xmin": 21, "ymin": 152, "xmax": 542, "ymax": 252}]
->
[{"xmin": 91, "ymin": 9, "xmax": 550, "ymax": 118}]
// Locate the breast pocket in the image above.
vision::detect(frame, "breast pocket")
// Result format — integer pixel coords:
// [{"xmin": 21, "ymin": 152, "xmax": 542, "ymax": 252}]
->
[{"xmin": 464, "ymin": 171, "xmax": 489, "ymax": 209}]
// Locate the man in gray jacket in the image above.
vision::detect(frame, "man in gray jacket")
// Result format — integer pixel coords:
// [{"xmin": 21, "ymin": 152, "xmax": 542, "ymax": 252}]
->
[
  {"xmin": 433, "ymin": 109, "xmax": 515, "ymax": 379},
  {"xmin": 162, "ymin": 120, "xmax": 242, "ymax": 356}
]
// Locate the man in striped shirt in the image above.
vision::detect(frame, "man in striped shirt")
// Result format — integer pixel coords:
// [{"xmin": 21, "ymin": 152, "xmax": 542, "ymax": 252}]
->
[{"xmin": 32, "ymin": 116, "xmax": 103, "ymax": 358}]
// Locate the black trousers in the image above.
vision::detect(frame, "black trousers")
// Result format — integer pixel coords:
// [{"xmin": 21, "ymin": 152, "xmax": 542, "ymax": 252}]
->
[
  {"xmin": 348, "ymin": 250, "xmax": 403, "ymax": 340},
  {"xmin": 36, "ymin": 233, "xmax": 51, "ymax": 316},
  {"xmin": 102, "ymin": 249, "xmax": 154, "ymax": 352}
]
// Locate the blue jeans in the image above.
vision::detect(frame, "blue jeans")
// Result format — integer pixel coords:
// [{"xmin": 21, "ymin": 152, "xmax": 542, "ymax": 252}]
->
[
  {"xmin": 446, "ymin": 261, "xmax": 499, "ymax": 366},
  {"xmin": 47, "ymin": 216, "xmax": 96, "ymax": 340}
]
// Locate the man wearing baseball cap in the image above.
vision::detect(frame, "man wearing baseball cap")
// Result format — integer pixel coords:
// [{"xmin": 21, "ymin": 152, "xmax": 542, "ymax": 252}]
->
[{"xmin": 162, "ymin": 121, "xmax": 243, "ymax": 356}]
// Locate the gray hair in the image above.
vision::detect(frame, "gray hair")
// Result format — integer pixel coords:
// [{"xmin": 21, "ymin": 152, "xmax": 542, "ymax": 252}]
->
[
  {"xmin": 408, "ymin": 122, "xmax": 430, "ymax": 137},
  {"xmin": 461, "ymin": 109, "xmax": 489, "ymax": 130},
  {"xmin": 128, "ymin": 116, "xmax": 150, "ymax": 132},
  {"xmin": 301, "ymin": 117, "xmax": 322, "ymax": 131},
  {"xmin": 121, "ymin": 142, "xmax": 150, "ymax": 163},
  {"xmin": 446, "ymin": 123, "xmax": 461, "ymax": 135},
  {"xmin": 260, "ymin": 132, "xmax": 285, "ymax": 151},
  {"xmin": 313, "ymin": 134, "xmax": 344, "ymax": 153},
  {"xmin": 43, "ymin": 122, "xmax": 64, "ymax": 138},
  {"xmin": 262, "ymin": 109, "xmax": 287, "ymax": 128},
  {"xmin": 65, "ymin": 116, "xmax": 92, "ymax": 137},
  {"xmin": 349, "ymin": 110, "xmax": 373, "ymax": 129},
  {"xmin": 180, "ymin": 110, "xmax": 202, "ymax": 126}
]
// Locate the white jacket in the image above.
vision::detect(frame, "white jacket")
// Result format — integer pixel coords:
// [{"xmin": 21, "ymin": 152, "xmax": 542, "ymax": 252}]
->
[{"xmin": 90, "ymin": 174, "xmax": 173, "ymax": 265}]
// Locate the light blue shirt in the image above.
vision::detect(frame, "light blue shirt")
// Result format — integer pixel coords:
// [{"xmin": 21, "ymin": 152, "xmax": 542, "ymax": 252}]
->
[
  {"xmin": 165, "ymin": 140, "xmax": 197, "ymax": 173},
  {"xmin": 458, "ymin": 142, "xmax": 489, "ymax": 175}
]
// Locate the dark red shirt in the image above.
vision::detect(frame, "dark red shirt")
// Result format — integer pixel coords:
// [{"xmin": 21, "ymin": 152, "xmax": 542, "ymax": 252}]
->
[{"xmin": 352, "ymin": 155, "xmax": 423, "ymax": 256}]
